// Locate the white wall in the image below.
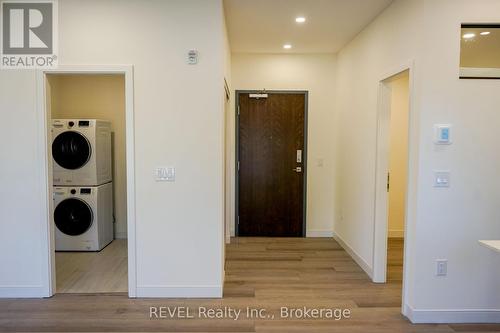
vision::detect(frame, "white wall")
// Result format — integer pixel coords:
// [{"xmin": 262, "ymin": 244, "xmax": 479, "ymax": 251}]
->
[
  {"xmin": 230, "ymin": 53, "xmax": 337, "ymax": 237},
  {"xmin": 334, "ymin": 0, "xmax": 500, "ymax": 323},
  {"xmin": 0, "ymin": 71, "xmax": 51, "ymax": 297},
  {"xmin": 388, "ymin": 72, "xmax": 409, "ymax": 238},
  {"xmin": 412, "ymin": 0, "xmax": 500, "ymax": 317},
  {"xmin": 0, "ymin": 0, "xmax": 226, "ymax": 298}
]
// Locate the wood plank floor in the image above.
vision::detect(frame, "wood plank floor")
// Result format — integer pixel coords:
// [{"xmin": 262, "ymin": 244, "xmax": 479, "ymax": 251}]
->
[
  {"xmin": 56, "ymin": 239, "xmax": 128, "ymax": 293},
  {"xmin": 387, "ymin": 237, "xmax": 404, "ymax": 282},
  {"xmin": 1, "ymin": 237, "xmax": 499, "ymax": 332}
]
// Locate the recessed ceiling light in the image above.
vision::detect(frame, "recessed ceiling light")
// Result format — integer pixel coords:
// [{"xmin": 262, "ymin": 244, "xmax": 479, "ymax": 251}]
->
[
  {"xmin": 480, "ymin": 31, "xmax": 491, "ymax": 35},
  {"xmin": 463, "ymin": 33, "xmax": 476, "ymax": 39},
  {"xmin": 283, "ymin": 44, "xmax": 292, "ymax": 49},
  {"xmin": 295, "ymin": 17, "xmax": 306, "ymax": 23}
]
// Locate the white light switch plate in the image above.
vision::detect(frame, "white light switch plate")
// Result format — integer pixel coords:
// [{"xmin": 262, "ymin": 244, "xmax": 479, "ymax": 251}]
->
[
  {"xmin": 155, "ymin": 167, "xmax": 175, "ymax": 182},
  {"xmin": 434, "ymin": 171, "xmax": 450, "ymax": 188}
]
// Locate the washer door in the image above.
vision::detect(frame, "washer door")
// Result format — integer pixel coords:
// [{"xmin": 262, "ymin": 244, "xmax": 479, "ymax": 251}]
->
[
  {"xmin": 52, "ymin": 131, "xmax": 92, "ymax": 170},
  {"xmin": 54, "ymin": 198, "xmax": 93, "ymax": 236}
]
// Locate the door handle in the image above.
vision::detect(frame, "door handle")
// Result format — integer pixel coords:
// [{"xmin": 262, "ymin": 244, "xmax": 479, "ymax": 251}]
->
[{"xmin": 293, "ymin": 167, "xmax": 302, "ymax": 173}]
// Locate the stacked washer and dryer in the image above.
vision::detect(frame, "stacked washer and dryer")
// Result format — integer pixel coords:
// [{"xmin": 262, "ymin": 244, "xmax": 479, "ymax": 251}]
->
[{"xmin": 51, "ymin": 119, "xmax": 114, "ymax": 251}]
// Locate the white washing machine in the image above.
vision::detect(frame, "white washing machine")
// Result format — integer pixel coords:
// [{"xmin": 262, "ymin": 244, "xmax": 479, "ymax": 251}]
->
[
  {"xmin": 52, "ymin": 119, "xmax": 112, "ymax": 186},
  {"xmin": 53, "ymin": 183, "xmax": 113, "ymax": 251}
]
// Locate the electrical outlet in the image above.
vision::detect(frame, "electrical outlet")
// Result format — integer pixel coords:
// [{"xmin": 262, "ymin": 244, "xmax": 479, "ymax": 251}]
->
[{"xmin": 436, "ymin": 259, "xmax": 447, "ymax": 276}]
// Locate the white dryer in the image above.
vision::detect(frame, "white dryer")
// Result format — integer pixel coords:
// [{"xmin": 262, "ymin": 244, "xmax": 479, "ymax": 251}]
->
[
  {"xmin": 53, "ymin": 183, "xmax": 113, "ymax": 251},
  {"xmin": 52, "ymin": 119, "xmax": 112, "ymax": 186}
]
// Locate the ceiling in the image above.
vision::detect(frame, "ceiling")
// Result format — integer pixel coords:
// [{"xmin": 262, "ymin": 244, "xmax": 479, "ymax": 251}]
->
[{"xmin": 224, "ymin": 0, "xmax": 394, "ymax": 54}]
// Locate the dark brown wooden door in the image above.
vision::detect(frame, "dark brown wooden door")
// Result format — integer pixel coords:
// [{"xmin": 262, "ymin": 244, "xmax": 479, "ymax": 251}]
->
[{"xmin": 238, "ymin": 92, "xmax": 306, "ymax": 237}]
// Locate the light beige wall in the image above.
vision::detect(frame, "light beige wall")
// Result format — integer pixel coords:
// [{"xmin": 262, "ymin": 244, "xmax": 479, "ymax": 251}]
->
[
  {"xmin": 0, "ymin": 70, "xmax": 49, "ymax": 297},
  {"xmin": 58, "ymin": 0, "xmax": 225, "ymax": 296},
  {"xmin": 0, "ymin": 0, "xmax": 226, "ymax": 298},
  {"xmin": 333, "ymin": 0, "xmax": 424, "ymax": 293},
  {"xmin": 388, "ymin": 72, "xmax": 409, "ymax": 238},
  {"xmin": 48, "ymin": 74, "xmax": 127, "ymax": 239},
  {"xmin": 334, "ymin": 0, "xmax": 500, "ymax": 316},
  {"xmin": 231, "ymin": 53, "xmax": 337, "ymax": 237}
]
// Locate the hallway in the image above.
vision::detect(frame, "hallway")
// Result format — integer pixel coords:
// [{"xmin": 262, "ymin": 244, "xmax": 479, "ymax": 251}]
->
[
  {"xmin": 225, "ymin": 237, "xmax": 402, "ymax": 307},
  {"xmin": 1, "ymin": 238, "xmax": 498, "ymax": 332}
]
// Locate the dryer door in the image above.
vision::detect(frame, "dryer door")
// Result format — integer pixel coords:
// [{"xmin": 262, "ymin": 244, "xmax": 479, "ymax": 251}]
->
[
  {"xmin": 54, "ymin": 198, "xmax": 93, "ymax": 236},
  {"xmin": 52, "ymin": 131, "xmax": 92, "ymax": 170}
]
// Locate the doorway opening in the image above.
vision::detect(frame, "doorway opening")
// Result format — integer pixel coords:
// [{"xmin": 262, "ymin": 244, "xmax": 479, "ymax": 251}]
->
[
  {"xmin": 43, "ymin": 72, "xmax": 132, "ymax": 295},
  {"xmin": 373, "ymin": 68, "xmax": 411, "ymax": 300},
  {"xmin": 235, "ymin": 91, "xmax": 308, "ymax": 237},
  {"xmin": 385, "ymin": 71, "xmax": 409, "ymax": 284}
]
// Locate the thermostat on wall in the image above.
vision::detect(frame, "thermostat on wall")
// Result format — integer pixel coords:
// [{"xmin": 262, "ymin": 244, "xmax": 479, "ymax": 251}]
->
[{"xmin": 434, "ymin": 124, "xmax": 452, "ymax": 145}]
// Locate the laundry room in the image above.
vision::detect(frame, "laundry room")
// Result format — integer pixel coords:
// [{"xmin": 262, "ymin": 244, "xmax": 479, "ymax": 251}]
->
[{"xmin": 46, "ymin": 74, "xmax": 128, "ymax": 293}]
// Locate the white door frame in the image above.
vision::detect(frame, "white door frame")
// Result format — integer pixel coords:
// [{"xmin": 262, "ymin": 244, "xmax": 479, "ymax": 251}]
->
[
  {"xmin": 372, "ymin": 60, "xmax": 417, "ymax": 315},
  {"xmin": 36, "ymin": 65, "xmax": 137, "ymax": 297}
]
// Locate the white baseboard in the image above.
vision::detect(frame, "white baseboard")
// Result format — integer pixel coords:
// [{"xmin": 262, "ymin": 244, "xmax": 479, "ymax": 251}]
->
[
  {"xmin": 333, "ymin": 234, "xmax": 373, "ymax": 278},
  {"xmin": 0, "ymin": 285, "xmax": 48, "ymax": 298},
  {"xmin": 115, "ymin": 231, "xmax": 128, "ymax": 239},
  {"xmin": 136, "ymin": 285, "xmax": 223, "ymax": 298},
  {"xmin": 306, "ymin": 230, "xmax": 334, "ymax": 237},
  {"xmin": 405, "ymin": 304, "xmax": 500, "ymax": 323},
  {"xmin": 388, "ymin": 229, "xmax": 404, "ymax": 238}
]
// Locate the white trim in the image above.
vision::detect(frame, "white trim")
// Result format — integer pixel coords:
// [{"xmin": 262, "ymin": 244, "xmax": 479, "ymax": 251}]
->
[
  {"xmin": 372, "ymin": 77, "xmax": 392, "ymax": 283},
  {"xmin": 404, "ymin": 304, "xmax": 500, "ymax": 324},
  {"xmin": 333, "ymin": 234, "xmax": 373, "ymax": 278},
  {"xmin": 124, "ymin": 66, "xmax": 137, "ymax": 298},
  {"xmin": 36, "ymin": 69, "xmax": 54, "ymax": 297},
  {"xmin": 306, "ymin": 230, "xmax": 334, "ymax": 237},
  {"xmin": 137, "ymin": 285, "xmax": 223, "ymax": 298},
  {"xmin": 0, "ymin": 286, "xmax": 48, "ymax": 298},
  {"xmin": 388, "ymin": 230, "xmax": 404, "ymax": 238},
  {"xmin": 36, "ymin": 65, "xmax": 136, "ymax": 298},
  {"xmin": 378, "ymin": 61, "xmax": 414, "ymax": 83},
  {"xmin": 460, "ymin": 67, "xmax": 500, "ymax": 79},
  {"xmin": 372, "ymin": 60, "xmax": 418, "ymax": 318}
]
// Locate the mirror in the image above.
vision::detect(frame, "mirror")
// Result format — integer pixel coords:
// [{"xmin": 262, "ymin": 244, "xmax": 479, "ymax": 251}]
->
[{"xmin": 460, "ymin": 24, "xmax": 500, "ymax": 79}]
